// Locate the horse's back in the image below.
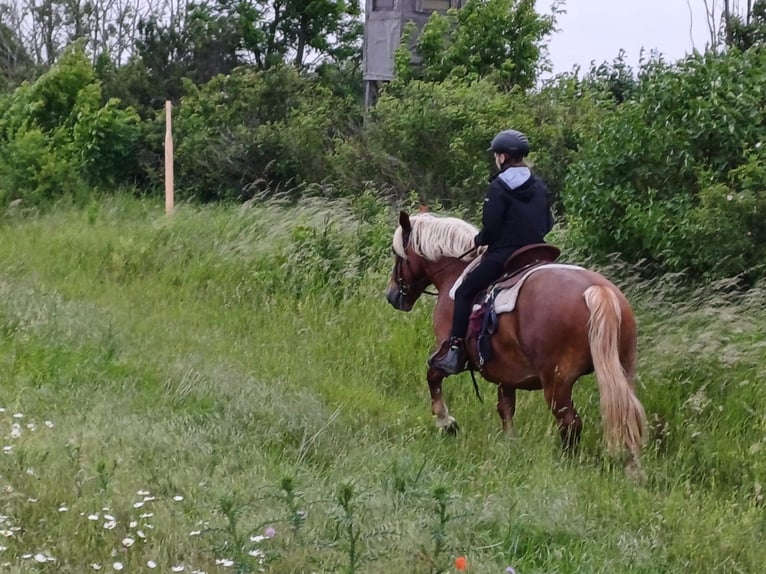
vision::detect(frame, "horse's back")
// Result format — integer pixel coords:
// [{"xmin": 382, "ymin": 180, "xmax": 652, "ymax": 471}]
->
[{"xmin": 486, "ymin": 266, "xmax": 635, "ymax": 384}]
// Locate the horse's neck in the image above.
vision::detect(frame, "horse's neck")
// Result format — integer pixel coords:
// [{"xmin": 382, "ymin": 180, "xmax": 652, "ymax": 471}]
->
[{"xmin": 426, "ymin": 258, "xmax": 467, "ymax": 293}]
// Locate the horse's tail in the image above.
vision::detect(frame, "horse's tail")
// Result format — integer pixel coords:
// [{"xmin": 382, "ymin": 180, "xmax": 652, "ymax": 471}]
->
[{"xmin": 583, "ymin": 285, "xmax": 646, "ymax": 458}]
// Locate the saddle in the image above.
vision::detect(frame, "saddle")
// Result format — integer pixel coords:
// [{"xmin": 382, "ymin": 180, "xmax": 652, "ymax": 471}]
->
[{"xmin": 469, "ymin": 243, "xmax": 561, "ymax": 367}]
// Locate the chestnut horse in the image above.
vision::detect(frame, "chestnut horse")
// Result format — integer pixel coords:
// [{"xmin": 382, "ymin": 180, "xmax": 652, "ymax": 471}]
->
[{"xmin": 386, "ymin": 211, "xmax": 646, "ymax": 470}]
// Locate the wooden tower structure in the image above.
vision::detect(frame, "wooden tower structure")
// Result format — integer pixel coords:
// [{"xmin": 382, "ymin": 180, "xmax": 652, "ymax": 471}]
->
[{"xmin": 363, "ymin": 0, "xmax": 462, "ymax": 109}]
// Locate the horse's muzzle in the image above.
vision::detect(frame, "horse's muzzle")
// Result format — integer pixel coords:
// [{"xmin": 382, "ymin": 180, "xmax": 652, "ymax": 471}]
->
[{"xmin": 386, "ymin": 287, "xmax": 413, "ymax": 312}]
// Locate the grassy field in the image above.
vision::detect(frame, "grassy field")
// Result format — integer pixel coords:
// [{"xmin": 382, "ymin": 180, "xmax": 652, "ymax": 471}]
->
[{"xmin": 0, "ymin": 196, "xmax": 764, "ymax": 573}]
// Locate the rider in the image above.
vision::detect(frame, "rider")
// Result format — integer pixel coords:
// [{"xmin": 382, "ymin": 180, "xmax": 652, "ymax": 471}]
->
[{"xmin": 429, "ymin": 129, "xmax": 555, "ymax": 375}]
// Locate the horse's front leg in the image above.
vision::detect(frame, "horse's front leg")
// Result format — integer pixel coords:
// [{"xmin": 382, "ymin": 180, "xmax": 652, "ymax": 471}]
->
[
  {"xmin": 497, "ymin": 383, "xmax": 517, "ymax": 436},
  {"xmin": 427, "ymin": 367, "xmax": 459, "ymax": 435}
]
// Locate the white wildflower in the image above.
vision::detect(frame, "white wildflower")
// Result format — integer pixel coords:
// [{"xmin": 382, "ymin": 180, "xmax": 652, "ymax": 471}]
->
[
  {"xmin": 91, "ymin": 564, "xmax": 102, "ymax": 570},
  {"xmin": 171, "ymin": 565, "xmax": 185, "ymax": 572},
  {"xmin": 136, "ymin": 530, "xmax": 146, "ymax": 539},
  {"xmin": 103, "ymin": 520, "xmax": 117, "ymax": 530},
  {"xmin": 172, "ymin": 495, "xmax": 184, "ymax": 502},
  {"xmin": 189, "ymin": 530, "xmax": 201, "ymax": 536},
  {"xmin": 121, "ymin": 537, "xmax": 135, "ymax": 548},
  {"xmin": 44, "ymin": 421, "xmax": 54, "ymax": 428},
  {"xmin": 103, "ymin": 514, "xmax": 115, "ymax": 521},
  {"xmin": 113, "ymin": 561, "xmax": 124, "ymax": 570},
  {"xmin": 88, "ymin": 514, "xmax": 100, "ymax": 521},
  {"xmin": 136, "ymin": 489, "xmax": 150, "ymax": 496},
  {"xmin": 139, "ymin": 513, "xmax": 154, "ymax": 518},
  {"xmin": 12, "ymin": 413, "xmax": 22, "ymax": 419},
  {"xmin": 133, "ymin": 501, "xmax": 144, "ymax": 508},
  {"xmin": 58, "ymin": 505, "xmax": 68, "ymax": 512},
  {"xmin": 10, "ymin": 424, "xmax": 21, "ymax": 439},
  {"xmin": 147, "ymin": 560, "xmax": 157, "ymax": 569}
]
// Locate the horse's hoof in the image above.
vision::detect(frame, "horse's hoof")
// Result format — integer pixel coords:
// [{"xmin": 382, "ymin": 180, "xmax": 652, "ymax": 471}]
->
[{"xmin": 443, "ymin": 421, "xmax": 460, "ymax": 436}]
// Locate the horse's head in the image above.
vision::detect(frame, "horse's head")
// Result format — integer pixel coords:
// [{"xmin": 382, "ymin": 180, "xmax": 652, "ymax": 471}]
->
[
  {"xmin": 386, "ymin": 210, "xmax": 479, "ymax": 312},
  {"xmin": 387, "ymin": 211, "xmax": 430, "ymax": 312}
]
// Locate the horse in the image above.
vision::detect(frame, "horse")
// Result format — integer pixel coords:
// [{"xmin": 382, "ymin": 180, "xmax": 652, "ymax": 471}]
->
[{"xmin": 386, "ymin": 211, "xmax": 647, "ymax": 472}]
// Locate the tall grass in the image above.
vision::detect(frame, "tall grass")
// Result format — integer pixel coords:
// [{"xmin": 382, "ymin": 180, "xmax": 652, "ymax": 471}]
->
[{"xmin": 0, "ymin": 196, "xmax": 764, "ymax": 573}]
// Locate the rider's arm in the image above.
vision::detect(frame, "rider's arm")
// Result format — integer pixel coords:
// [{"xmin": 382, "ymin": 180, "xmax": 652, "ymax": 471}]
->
[{"xmin": 474, "ymin": 185, "xmax": 505, "ymax": 247}]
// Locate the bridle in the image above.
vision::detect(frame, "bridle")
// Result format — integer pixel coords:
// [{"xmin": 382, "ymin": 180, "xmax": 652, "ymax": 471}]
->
[
  {"xmin": 392, "ymin": 236, "xmax": 484, "ymax": 401},
  {"xmin": 394, "ymin": 254, "xmax": 438, "ymax": 297},
  {"xmin": 393, "ymin": 241, "xmax": 476, "ymax": 299}
]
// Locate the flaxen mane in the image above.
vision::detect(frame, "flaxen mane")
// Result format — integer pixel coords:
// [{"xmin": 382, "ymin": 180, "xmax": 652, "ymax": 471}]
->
[{"xmin": 393, "ymin": 214, "xmax": 479, "ymax": 262}]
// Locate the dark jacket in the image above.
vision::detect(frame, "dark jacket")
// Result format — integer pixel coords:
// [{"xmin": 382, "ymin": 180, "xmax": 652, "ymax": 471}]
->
[{"xmin": 474, "ymin": 166, "xmax": 554, "ymax": 257}]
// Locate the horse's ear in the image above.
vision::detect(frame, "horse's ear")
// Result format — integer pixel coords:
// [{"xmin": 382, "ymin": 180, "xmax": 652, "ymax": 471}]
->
[
  {"xmin": 418, "ymin": 204, "xmax": 429, "ymax": 213},
  {"xmin": 399, "ymin": 211, "xmax": 412, "ymax": 234}
]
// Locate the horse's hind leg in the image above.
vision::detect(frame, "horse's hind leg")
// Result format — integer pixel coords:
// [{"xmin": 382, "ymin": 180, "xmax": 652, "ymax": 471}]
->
[
  {"xmin": 428, "ymin": 367, "xmax": 459, "ymax": 435},
  {"xmin": 543, "ymin": 376, "xmax": 582, "ymax": 452},
  {"xmin": 497, "ymin": 384, "xmax": 517, "ymax": 435}
]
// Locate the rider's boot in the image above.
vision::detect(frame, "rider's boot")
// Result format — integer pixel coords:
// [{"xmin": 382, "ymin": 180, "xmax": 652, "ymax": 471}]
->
[{"xmin": 428, "ymin": 337, "xmax": 466, "ymax": 375}]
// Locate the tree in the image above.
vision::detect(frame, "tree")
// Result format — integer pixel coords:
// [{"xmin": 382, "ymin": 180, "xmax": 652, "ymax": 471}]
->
[
  {"xmin": 700, "ymin": 0, "xmax": 766, "ymax": 50},
  {"xmin": 394, "ymin": 0, "xmax": 559, "ymax": 90},
  {"xmin": 0, "ymin": 13, "xmax": 34, "ymax": 88},
  {"xmin": 726, "ymin": 0, "xmax": 766, "ymax": 49}
]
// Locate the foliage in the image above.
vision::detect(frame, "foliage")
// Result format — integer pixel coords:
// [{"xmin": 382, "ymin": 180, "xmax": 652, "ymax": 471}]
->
[
  {"xmin": 725, "ymin": 0, "xmax": 766, "ymax": 50},
  {"xmin": 0, "ymin": 46, "xmax": 142, "ymax": 204},
  {"xmin": 395, "ymin": 0, "xmax": 558, "ymax": 90},
  {"xmin": 0, "ymin": 21, "xmax": 35, "ymax": 89},
  {"xmin": 133, "ymin": 3, "xmax": 242, "ymax": 104},
  {"xmin": 579, "ymin": 49, "xmax": 638, "ymax": 103},
  {"xmin": 167, "ymin": 65, "xmax": 356, "ymax": 202},
  {"xmin": 564, "ymin": 48, "xmax": 766, "ymax": 279},
  {"xmin": 0, "ymin": 126, "xmax": 84, "ymax": 205},
  {"xmin": 334, "ymin": 75, "xmax": 604, "ymax": 210}
]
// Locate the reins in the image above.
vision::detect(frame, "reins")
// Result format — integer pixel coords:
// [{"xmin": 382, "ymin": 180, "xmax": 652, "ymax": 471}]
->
[
  {"xmin": 396, "ymin": 245, "xmax": 477, "ymax": 297},
  {"xmin": 394, "ymin": 240, "xmax": 485, "ymax": 402},
  {"xmin": 426, "ymin": 246, "xmax": 478, "ymax": 296}
]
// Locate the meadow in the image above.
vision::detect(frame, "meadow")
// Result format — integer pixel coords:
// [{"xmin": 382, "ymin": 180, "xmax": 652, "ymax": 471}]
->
[{"xmin": 0, "ymin": 196, "xmax": 764, "ymax": 573}]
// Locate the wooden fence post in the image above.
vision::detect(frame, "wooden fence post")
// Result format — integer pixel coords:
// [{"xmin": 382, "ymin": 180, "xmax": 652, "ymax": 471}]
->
[{"xmin": 165, "ymin": 100, "xmax": 174, "ymax": 215}]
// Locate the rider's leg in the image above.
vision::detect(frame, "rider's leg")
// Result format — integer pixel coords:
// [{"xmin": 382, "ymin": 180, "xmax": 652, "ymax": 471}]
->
[{"xmin": 429, "ymin": 256, "xmax": 505, "ymax": 374}]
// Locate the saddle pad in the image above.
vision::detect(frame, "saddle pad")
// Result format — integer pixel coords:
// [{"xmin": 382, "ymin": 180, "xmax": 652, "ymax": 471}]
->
[
  {"xmin": 450, "ymin": 261, "xmax": 584, "ymax": 311},
  {"xmin": 493, "ymin": 264, "xmax": 584, "ymax": 313}
]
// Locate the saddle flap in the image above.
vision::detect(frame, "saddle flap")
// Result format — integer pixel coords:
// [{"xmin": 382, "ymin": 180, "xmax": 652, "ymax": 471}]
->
[{"xmin": 503, "ymin": 243, "xmax": 561, "ymax": 274}]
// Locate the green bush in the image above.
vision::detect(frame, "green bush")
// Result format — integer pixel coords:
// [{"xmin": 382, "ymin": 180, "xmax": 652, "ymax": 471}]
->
[
  {"xmin": 170, "ymin": 66, "xmax": 355, "ymax": 202},
  {"xmin": 333, "ymin": 76, "xmax": 603, "ymax": 210},
  {"xmin": 0, "ymin": 127, "xmax": 84, "ymax": 205},
  {"xmin": 71, "ymin": 85, "xmax": 142, "ymax": 188},
  {"xmin": 0, "ymin": 45, "xmax": 143, "ymax": 205},
  {"xmin": 564, "ymin": 49, "xmax": 766, "ymax": 279}
]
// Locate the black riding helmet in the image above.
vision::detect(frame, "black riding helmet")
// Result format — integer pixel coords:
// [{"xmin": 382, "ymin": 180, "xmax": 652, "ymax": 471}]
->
[{"xmin": 488, "ymin": 129, "xmax": 530, "ymax": 157}]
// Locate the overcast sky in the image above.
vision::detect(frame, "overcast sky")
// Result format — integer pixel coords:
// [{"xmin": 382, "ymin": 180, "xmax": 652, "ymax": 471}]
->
[{"xmin": 540, "ymin": 0, "xmax": 720, "ymax": 76}]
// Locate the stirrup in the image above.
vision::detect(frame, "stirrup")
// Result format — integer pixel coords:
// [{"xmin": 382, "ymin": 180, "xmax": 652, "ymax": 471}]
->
[{"xmin": 429, "ymin": 345, "xmax": 466, "ymax": 375}]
